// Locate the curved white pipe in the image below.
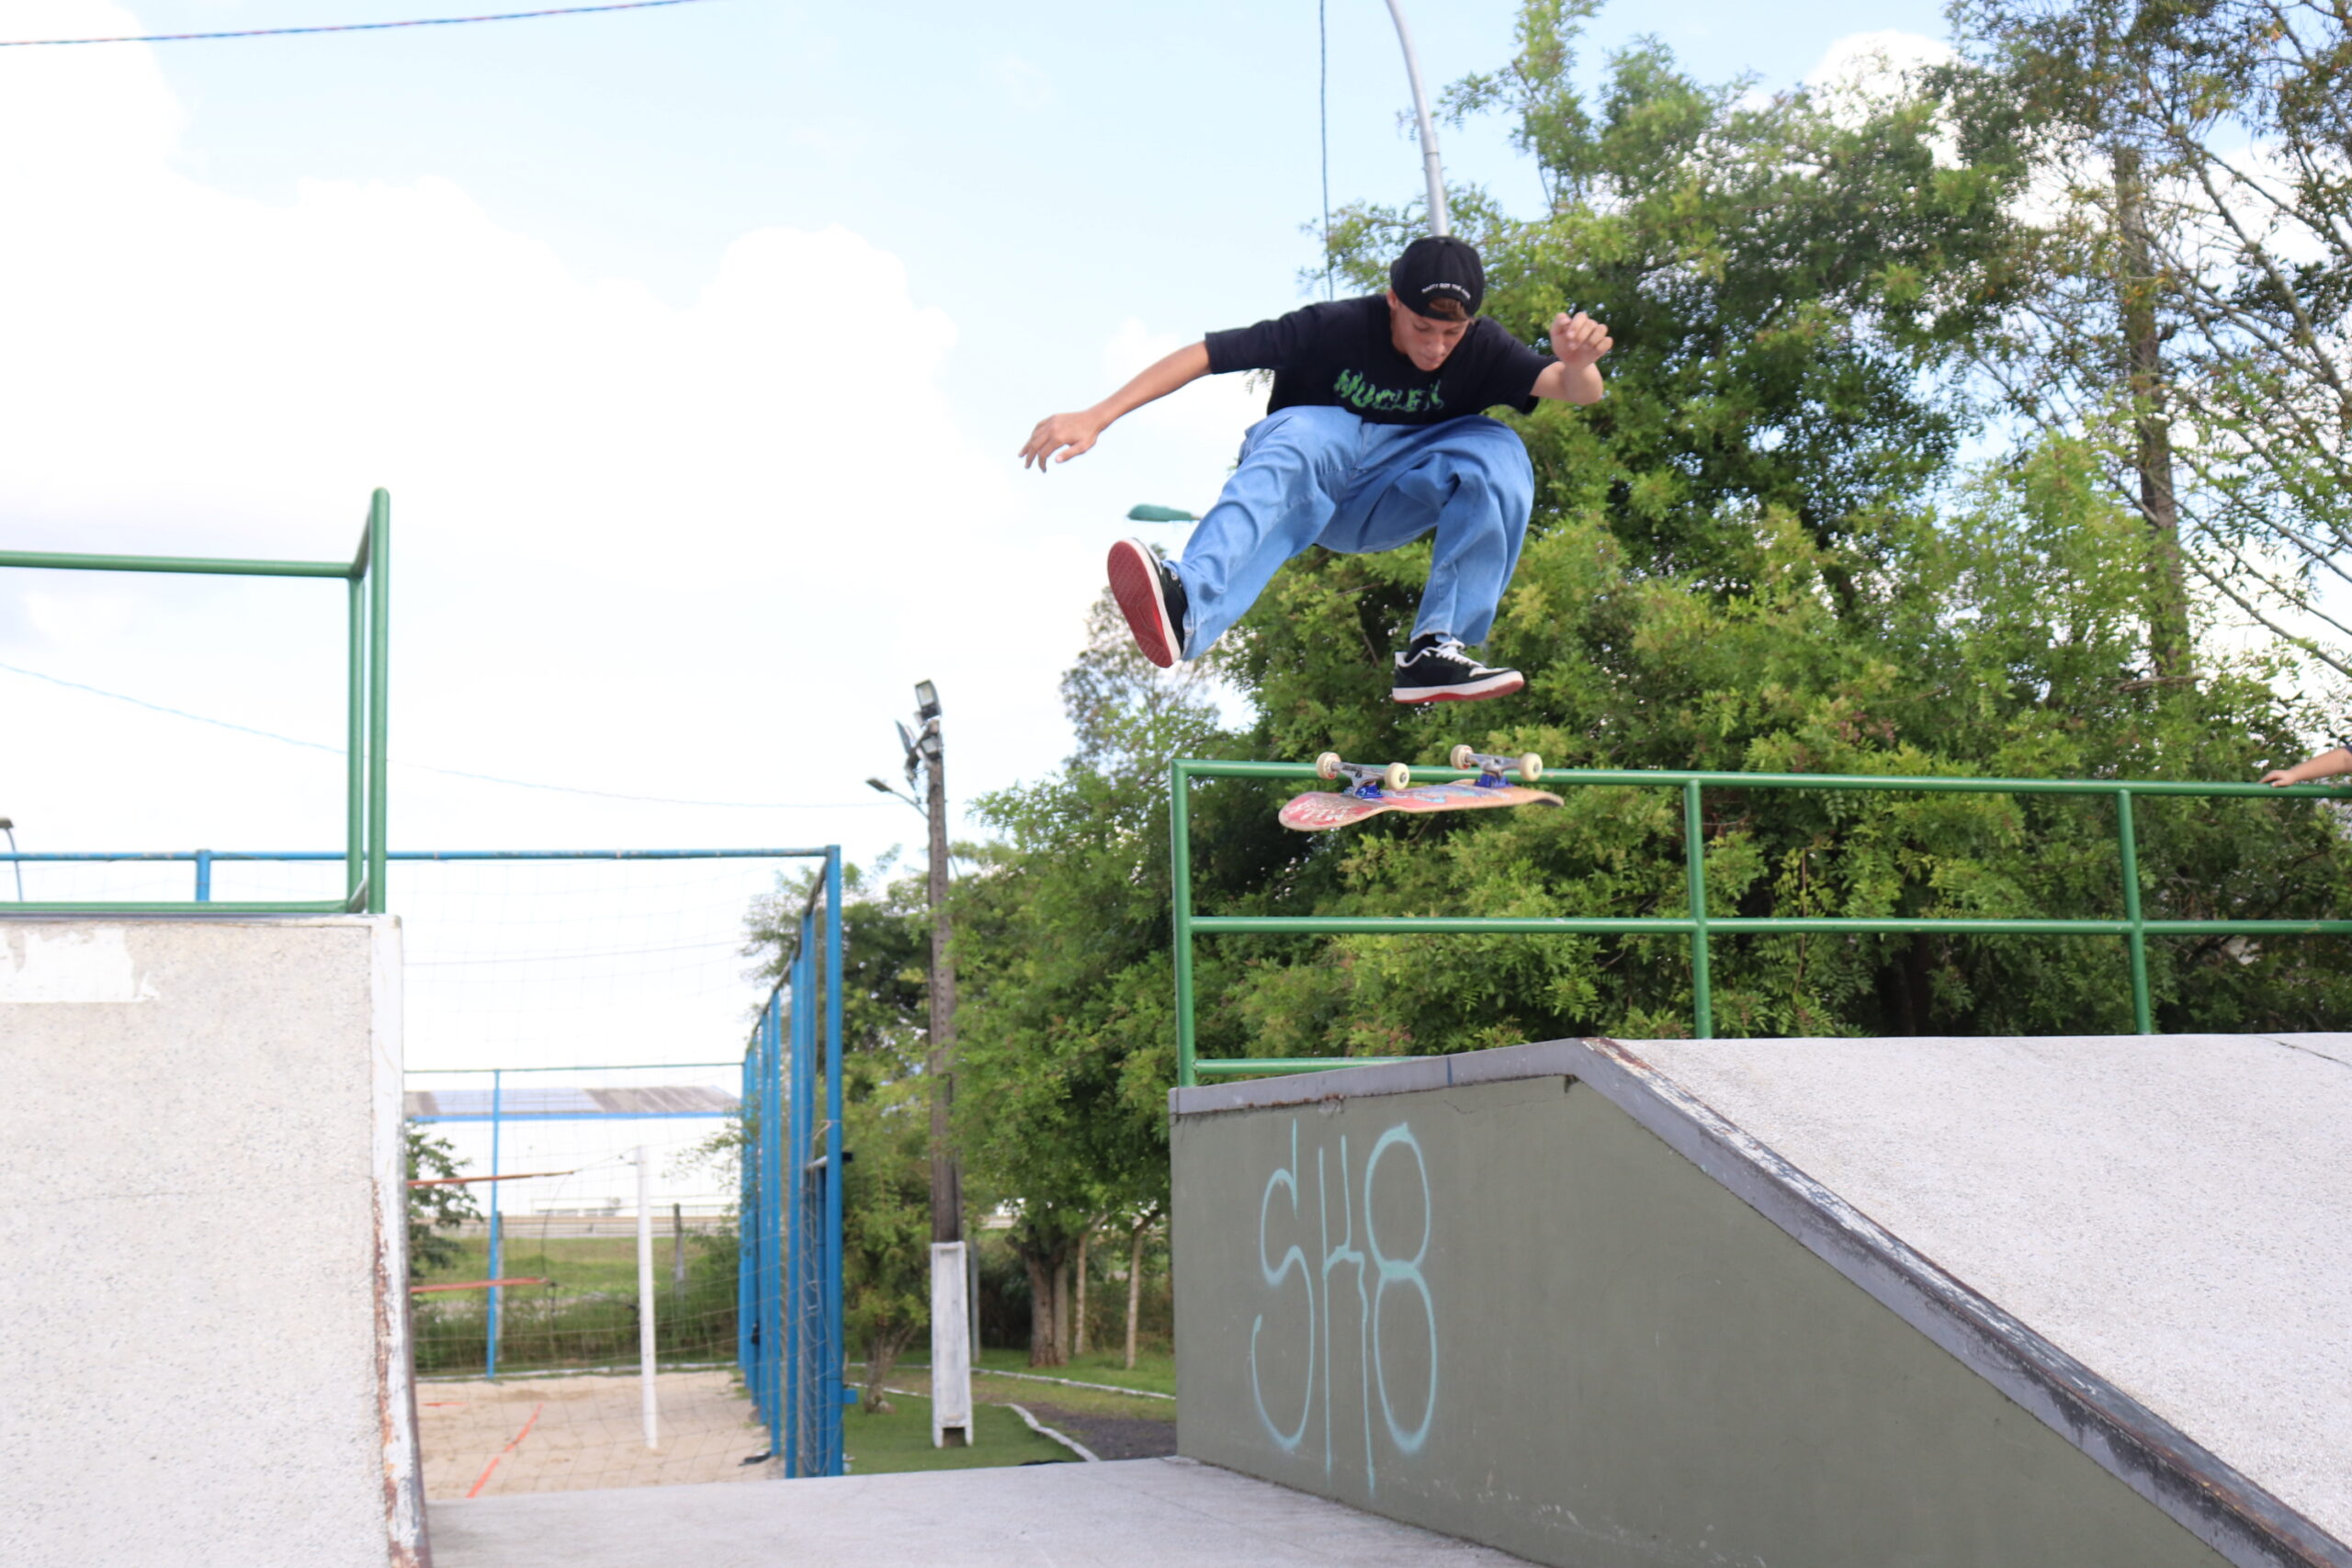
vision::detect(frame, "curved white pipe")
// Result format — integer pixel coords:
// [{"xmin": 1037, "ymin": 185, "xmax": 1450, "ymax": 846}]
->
[{"xmin": 1381, "ymin": 0, "xmax": 1449, "ymax": 235}]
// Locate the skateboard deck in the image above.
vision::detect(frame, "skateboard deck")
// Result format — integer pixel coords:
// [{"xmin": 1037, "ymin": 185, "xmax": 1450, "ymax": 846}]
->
[{"xmin": 1279, "ymin": 781, "xmax": 1564, "ymax": 832}]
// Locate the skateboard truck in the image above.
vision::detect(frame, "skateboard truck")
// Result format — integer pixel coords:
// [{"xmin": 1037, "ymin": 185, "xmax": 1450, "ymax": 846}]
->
[
  {"xmin": 1448, "ymin": 745, "xmax": 1544, "ymax": 789},
  {"xmin": 1315, "ymin": 751, "xmax": 1412, "ymax": 798}
]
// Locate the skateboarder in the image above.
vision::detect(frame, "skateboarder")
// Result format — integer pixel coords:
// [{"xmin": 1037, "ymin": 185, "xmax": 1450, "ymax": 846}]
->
[{"xmin": 1019, "ymin": 235, "xmax": 1611, "ymax": 703}]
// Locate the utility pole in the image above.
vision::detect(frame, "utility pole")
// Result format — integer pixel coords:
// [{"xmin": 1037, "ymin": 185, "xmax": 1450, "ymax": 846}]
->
[
  {"xmin": 904, "ymin": 682, "xmax": 962, "ymax": 1244},
  {"xmin": 879, "ymin": 682, "xmax": 974, "ymax": 1447}
]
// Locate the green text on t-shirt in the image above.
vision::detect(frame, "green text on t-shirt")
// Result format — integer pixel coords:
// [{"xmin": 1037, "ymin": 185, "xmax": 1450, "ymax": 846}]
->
[{"xmin": 1332, "ymin": 369, "xmax": 1445, "ymax": 416}]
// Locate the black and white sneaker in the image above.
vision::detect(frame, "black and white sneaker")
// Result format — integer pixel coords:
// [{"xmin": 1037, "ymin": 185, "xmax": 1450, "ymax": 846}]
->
[
  {"xmin": 1107, "ymin": 537, "xmax": 1189, "ymax": 668},
  {"xmin": 1391, "ymin": 634, "xmax": 1524, "ymax": 704}
]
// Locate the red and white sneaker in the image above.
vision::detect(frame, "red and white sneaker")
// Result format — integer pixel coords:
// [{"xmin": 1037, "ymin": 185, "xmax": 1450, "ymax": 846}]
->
[
  {"xmin": 1391, "ymin": 635, "xmax": 1524, "ymax": 703},
  {"xmin": 1107, "ymin": 538, "xmax": 1189, "ymax": 668}
]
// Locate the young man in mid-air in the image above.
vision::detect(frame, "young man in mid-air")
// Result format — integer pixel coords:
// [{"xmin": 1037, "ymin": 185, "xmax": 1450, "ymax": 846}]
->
[{"xmin": 1020, "ymin": 235, "xmax": 1611, "ymax": 703}]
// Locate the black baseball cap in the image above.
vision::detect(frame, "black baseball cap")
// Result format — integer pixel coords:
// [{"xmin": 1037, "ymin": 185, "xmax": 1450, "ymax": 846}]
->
[{"xmin": 1390, "ymin": 235, "xmax": 1485, "ymax": 317}]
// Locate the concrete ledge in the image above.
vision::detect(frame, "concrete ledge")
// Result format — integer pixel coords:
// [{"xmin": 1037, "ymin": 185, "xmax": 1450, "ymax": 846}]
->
[{"xmin": 0, "ymin": 919, "xmax": 421, "ymax": 1568}]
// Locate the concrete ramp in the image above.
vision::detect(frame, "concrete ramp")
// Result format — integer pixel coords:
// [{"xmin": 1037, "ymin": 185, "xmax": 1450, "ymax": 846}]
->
[{"xmin": 1170, "ymin": 1034, "xmax": 2352, "ymax": 1568}]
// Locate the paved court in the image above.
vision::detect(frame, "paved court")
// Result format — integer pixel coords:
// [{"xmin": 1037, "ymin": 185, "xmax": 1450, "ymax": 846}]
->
[{"xmin": 428, "ymin": 1455, "xmax": 1538, "ymax": 1567}]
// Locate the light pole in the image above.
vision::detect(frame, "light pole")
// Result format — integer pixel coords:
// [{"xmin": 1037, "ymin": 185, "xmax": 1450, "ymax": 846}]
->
[
  {"xmin": 0, "ymin": 818, "xmax": 19, "ymax": 901},
  {"xmin": 1382, "ymin": 0, "xmax": 1451, "ymax": 236}
]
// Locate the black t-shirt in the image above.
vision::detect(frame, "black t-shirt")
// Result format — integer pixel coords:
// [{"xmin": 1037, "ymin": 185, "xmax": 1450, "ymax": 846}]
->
[{"xmin": 1204, "ymin": 294, "xmax": 1550, "ymax": 425}]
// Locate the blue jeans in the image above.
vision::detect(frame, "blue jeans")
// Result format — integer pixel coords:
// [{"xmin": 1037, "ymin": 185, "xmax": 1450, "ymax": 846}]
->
[{"xmin": 1171, "ymin": 405, "xmax": 1536, "ymax": 659}]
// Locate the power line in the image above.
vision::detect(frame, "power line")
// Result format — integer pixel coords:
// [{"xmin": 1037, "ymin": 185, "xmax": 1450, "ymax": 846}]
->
[
  {"xmin": 0, "ymin": 0, "xmax": 727, "ymax": 49},
  {"xmin": 0, "ymin": 656, "xmax": 888, "ymax": 811}
]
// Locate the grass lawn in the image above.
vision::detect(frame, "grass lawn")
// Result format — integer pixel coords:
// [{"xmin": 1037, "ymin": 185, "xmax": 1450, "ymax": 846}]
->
[
  {"xmin": 416, "ymin": 1235, "xmax": 647, "ymax": 1294},
  {"xmin": 843, "ymin": 1385, "xmax": 1078, "ymax": 1473},
  {"xmin": 973, "ymin": 1346, "xmax": 1177, "ymax": 1399}
]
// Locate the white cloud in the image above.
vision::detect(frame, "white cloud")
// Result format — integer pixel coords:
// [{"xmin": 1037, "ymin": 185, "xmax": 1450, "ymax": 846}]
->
[
  {"xmin": 0, "ymin": 2, "xmax": 1098, "ymax": 878},
  {"xmin": 1804, "ymin": 30, "xmax": 1958, "ymax": 143}
]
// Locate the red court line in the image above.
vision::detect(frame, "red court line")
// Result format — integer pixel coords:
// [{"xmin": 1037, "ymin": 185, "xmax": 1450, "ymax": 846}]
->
[
  {"xmin": 411, "ymin": 1277, "xmax": 548, "ymax": 1293},
  {"xmin": 467, "ymin": 1402, "xmax": 545, "ymax": 1499},
  {"xmin": 406, "ymin": 1168, "xmax": 580, "ymax": 1188}
]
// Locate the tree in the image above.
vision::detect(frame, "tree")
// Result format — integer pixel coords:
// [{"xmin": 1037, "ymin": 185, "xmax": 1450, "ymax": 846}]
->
[
  {"xmin": 404, "ymin": 1123, "xmax": 480, "ymax": 1275},
  {"xmin": 1181, "ymin": 2, "xmax": 2352, "ymax": 1047},
  {"xmin": 1956, "ymin": 0, "xmax": 2352, "ymax": 678},
  {"xmin": 953, "ymin": 591, "xmax": 1227, "ymax": 1365}
]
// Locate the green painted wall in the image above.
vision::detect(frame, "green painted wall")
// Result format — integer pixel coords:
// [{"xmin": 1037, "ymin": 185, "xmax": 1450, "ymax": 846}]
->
[{"xmin": 1172, "ymin": 1075, "xmax": 2231, "ymax": 1568}]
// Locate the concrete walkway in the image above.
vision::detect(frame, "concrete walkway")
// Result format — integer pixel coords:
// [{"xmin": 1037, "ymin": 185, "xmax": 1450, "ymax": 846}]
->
[{"xmin": 427, "ymin": 1456, "xmax": 1540, "ymax": 1567}]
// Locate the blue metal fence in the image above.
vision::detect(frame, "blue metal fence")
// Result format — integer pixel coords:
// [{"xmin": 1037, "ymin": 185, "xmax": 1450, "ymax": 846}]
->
[{"xmin": 739, "ymin": 851, "xmax": 846, "ymax": 1477}]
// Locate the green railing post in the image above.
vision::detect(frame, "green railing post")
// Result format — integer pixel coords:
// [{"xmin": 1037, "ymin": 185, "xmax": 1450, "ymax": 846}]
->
[
  {"xmin": 365, "ymin": 491, "xmax": 390, "ymax": 916},
  {"xmin": 345, "ymin": 531, "xmax": 367, "ymax": 909},
  {"xmin": 2116, "ymin": 789, "xmax": 2153, "ymax": 1033},
  {"xmin": 1170, "ymin": 760, "xmax": 1198, "ymax": 1088},
  {"xmin": 1684, "ymin": 778, "xmax": 1713, "ymax": 1038}
]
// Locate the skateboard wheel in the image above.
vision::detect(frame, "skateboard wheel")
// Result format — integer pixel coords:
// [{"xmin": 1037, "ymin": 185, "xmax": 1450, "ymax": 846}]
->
[
  {"xmin": 1316, "ymin": 751, "xmax": 1343, "ymax": 782},
  {"xmin": 1448, "ymin": 743, "xmax": 1476, "ymax": 771},
  {"xmin": 1384, "ymin": 762, "xmax": 1412, "ymax": 793},
  {"xmin": 1518, "ymin": 752, "xmax": 1543, "ymax": 783}
]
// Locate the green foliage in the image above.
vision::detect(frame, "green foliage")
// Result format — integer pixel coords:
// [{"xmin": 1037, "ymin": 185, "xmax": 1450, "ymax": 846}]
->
[
  {"xmin": 404, "ymin": 1122, "xmax": 481, "ymax": 1275},
  {"xmin": 1211, "ymin": 438, "xmax": 2352, "ymax": 1045},
  {"xmin": 1181, "ymin": 8, "xmax": 2352, "ymax": 1048}
]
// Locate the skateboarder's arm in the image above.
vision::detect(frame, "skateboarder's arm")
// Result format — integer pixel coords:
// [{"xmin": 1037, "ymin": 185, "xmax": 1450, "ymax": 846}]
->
[
  {"xmin": 1531, "ymin": 311, "xmax": 1611, "ymax": 405},
  {"xmin": 1020, "ymin": 343, "xmax": 1213, "ymax": 471}
]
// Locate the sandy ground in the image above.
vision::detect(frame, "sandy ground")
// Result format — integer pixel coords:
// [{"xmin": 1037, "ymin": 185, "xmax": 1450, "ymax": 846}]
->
[{"xmin": 418, "ymin": 1371, "xmax": 778, "ymax": 1499}]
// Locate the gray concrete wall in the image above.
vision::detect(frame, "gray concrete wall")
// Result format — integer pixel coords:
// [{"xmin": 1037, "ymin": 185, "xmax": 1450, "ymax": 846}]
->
[
  {"xmin": 0, "ymin": 919, "xmax": 424, "ymax": 1568},
  {"xmin": 1172, "ymin": 1060, "xmax": 2251, "ymax": 1568}
]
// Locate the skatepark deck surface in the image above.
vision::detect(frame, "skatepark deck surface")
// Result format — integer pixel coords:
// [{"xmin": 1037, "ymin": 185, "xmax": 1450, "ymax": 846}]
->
[
  {"xmin": 1627, "ymin": 1032, "xmax": 2352, "ymax": 1549},
  {"xmin": 426, "ymin": 1455, "xmax": 1539, "ymax": 1567}
]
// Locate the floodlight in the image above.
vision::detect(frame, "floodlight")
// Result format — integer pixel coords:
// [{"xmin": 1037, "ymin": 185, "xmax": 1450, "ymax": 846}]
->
[
  {"xmin": 896, "ymin": 720, "xmax": 917, "ymax": 757},
  {"xmin": 914, "ymin": 681, "xmax": 941, "ymax": 720}
]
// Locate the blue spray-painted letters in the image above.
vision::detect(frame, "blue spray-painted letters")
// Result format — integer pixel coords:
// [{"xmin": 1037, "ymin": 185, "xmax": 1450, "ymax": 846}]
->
[{"xmin": 1249, "ymin": 1115, "xmax": 1436, "ymax": 1495}]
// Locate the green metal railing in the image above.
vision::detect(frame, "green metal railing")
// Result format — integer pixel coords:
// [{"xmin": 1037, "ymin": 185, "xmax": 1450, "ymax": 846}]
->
[
  {"xmin": 1170, "ymin": 758, "xmax": 2352, "ymax": 1085},
  {"xmin": 0, "ymin": 491, "xmax": 390, "ymax": 915}
]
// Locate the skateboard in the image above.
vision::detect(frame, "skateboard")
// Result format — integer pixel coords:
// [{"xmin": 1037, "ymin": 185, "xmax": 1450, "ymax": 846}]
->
[{"xmin": 1278, "ymin": 748, "xmax": 1562, "ymax": 832}]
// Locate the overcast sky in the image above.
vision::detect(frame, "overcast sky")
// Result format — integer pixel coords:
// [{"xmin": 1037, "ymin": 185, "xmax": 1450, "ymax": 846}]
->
[{"xmin": 0, "ymin": 0, "xmax": 1945, "ymax": 1070}]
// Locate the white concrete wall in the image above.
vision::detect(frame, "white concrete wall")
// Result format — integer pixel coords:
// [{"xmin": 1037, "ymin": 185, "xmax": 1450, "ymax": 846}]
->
[{"xmin": 0, "ymin": 919, "xmax": 423, "ymax": 1568}]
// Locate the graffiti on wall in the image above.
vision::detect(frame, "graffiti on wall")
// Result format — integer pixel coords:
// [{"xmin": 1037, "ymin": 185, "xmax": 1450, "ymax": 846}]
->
[{"xmin": 1250, "ymin": 1117, "xmax": 1435, "ymax": 1495}]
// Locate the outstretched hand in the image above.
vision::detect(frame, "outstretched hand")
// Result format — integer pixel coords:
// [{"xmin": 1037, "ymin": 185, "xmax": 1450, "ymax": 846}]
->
[
  {"xmin": 2261, "ymin": 769, "xmax": 2297, "ymax": 786},
  {"xmin": 1020, "ymin": 411, "xmax": 1109, "ymax": 472},
  {"xmin": 1549, "ymin": 310, "xmax": 1612, "ymax": 369}
]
